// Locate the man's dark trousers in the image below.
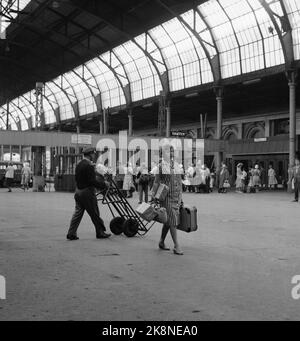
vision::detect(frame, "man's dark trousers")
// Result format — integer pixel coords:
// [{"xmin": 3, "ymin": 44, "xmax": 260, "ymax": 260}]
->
[{"xmin": 68, "ymin": 187, "xmax": 106, "ymax": 237}]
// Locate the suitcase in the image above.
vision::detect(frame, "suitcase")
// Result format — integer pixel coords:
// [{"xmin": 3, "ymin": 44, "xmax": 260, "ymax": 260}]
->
[{"xmin": 177, "ymin": 205, "xmax": 198, "ymax": 233}]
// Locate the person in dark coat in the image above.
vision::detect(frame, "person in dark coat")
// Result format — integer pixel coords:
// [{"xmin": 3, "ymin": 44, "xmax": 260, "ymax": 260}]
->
[
  {"xmin": 291, "ymin": 158, "xmax": 300, "ymax": 202},
  {"xmin": 67, "ymin": 147, "xmax": 111, "ymax": 240},
  {"xmin": 218, "ymin": 162, "xmax": 230, "ymax": 193}
]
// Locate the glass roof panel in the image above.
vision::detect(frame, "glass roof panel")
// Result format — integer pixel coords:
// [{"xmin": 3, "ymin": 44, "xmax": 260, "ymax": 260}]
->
[
  {"xmin": 63, "ymin": 71, "xmax": 97, "ymax": 116},
  {"xmin": 86, "ymin": 58, "xmax": 126, "ymax": 109},
  {"xmin": 285, "ymin": 0, "xmax": 300, "ymax": 60},
  {"xmin": 113, "ymin": 40, "xmax": 161, "ymax": 101},
  {"xmin": 46, "ymin": 82, "xmax": 74, "ymax": 121}
]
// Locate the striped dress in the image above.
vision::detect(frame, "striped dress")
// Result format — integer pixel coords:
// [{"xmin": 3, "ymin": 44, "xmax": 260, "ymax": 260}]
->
[{"xmin": 153, "ymin": 160, "xmax": 182, "ymax": 227}]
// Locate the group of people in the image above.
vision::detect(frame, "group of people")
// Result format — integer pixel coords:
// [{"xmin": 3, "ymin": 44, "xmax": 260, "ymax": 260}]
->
[
  {"xmin": 234, "ymin": 163, "xmax": 278, "ymax": 193},
  {"xmin": 4, "ymin": 162, "xmax": 32, "ymax": 192}
]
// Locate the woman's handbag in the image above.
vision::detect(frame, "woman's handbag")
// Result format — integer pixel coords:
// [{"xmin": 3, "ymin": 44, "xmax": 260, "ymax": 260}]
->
[{"xmin": 223, "ymin": 180, "xmax": 231, "ymax": 189}]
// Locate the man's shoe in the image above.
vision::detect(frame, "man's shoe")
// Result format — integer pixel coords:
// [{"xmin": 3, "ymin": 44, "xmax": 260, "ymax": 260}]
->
[
  {"xmin": 96, "ymin": 232, "xmax": 111, "ymax": 239},
  {"xmin": 292, "ymin": 199, "xmax": 298, "ymax": 202},
  {"xmin": 66, "ymin": 234, "xmax": 79, "ymax": 240}
]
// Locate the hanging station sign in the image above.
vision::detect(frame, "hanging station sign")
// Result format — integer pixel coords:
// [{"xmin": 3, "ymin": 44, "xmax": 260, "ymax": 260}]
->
[{"xmin": 71, "ymin": 134, "xmax": 92, "ymax": 145}]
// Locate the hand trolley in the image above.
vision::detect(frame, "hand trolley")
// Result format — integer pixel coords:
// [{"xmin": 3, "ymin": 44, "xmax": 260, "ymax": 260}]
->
[{"xmin": 97, "ymin": 176, "xmax": 155, "ymax": 237}]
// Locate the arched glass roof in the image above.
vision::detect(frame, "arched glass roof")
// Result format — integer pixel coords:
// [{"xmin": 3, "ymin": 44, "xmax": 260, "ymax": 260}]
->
[{"xmin": 1, "ymin": 0, "xmax": 300, "ymax": 130}]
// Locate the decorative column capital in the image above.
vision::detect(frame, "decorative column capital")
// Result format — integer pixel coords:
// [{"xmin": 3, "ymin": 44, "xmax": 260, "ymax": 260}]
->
[
  {"xmin": 286, "ymin": 69, "xmax": 298, "ymax": 86},
  {"xmin": 213, "ymin": 86, "xmax": 224, "ymax": 100}
]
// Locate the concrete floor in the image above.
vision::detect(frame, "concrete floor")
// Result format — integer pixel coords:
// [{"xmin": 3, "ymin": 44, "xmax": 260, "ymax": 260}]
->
[{"xmin": 0, "ymin": 188, "xmax": 300, "ymax": 321}]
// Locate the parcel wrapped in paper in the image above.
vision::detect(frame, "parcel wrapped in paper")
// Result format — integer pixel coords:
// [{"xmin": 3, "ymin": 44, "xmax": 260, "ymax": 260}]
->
[{"xmin": 136, "ymin": 202, "xmax": 157, "ymax": 222}]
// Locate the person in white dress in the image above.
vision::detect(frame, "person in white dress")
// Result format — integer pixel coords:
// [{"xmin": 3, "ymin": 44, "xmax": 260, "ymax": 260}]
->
[
  {"xmin": 268, "ymin": 164, "xmax": 277, "ymax": 189},
  {"xmin": 123, "ymin": 162, "xmax": 134, "ymax": 198},
  {"xmin": 235, "ymin": 163, "xmax": 243, "ymax": 193}
]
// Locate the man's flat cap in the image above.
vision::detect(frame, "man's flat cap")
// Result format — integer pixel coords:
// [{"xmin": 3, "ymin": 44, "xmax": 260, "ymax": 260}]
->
[{"xmin": 82, "ymin": 147, "xmax": 96, "ymax": 155}]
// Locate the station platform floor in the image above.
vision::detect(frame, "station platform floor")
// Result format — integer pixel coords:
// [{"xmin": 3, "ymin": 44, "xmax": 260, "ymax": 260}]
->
[{"xmin": 0, "ymin": 188, "xmax": 300, "ymax": 321}]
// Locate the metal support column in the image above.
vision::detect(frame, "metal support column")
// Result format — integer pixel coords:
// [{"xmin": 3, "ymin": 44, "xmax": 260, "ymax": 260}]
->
[
  {"xmin": 288, "ymin": 71, "xmax": 297, "ymax": 167},
  {"xmin": 128, "ymin": 108, "xmax": 133, "ymax": 137},
  {"xmin": 76, "ymin": 121, "xmax": 80, "ymax": 134},
  {"xmin": 6, "ymin": 101, "xmax": 9, "ymax": 130},
  {"xmin": 99, "ymin": 111, "xmax": 104, "ymax": 135},
  {"xmin": 103, "ymin": 108, "xmax": 108, "ymax": 135},
  {"xmin": 215, "ymin": 87, "xmax": 224, "ymax": 171},
  {"xmin": 166, "ymin": 101, "xmax": 171, "ymax": 138}
]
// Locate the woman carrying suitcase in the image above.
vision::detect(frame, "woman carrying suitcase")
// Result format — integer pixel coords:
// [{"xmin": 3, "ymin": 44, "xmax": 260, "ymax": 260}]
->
[{"xmin": 152, "ymin": 143, "xmax": 184, "ymax": 255}]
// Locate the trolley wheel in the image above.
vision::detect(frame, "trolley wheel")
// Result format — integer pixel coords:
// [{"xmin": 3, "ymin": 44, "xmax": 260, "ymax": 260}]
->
[
  {"xmin": 123, "ymin": 218, "xmax": 139, "ymax": 238},
  {"xmin": 110, "ymin": 217, "xmax": 125, "ymax": 235}
]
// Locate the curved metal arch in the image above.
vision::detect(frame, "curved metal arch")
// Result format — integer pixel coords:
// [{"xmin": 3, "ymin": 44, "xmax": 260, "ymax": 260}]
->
[
  {"xmin": 195, "ymin": 6, "xmax": 222, "ymax": 83},
  {"xmin": 0, "ymin": 115, "xmax": 6, "ymax": 128},
  {"xmin": 48, "ymin": 80, "xmax": 76, "ymax": 120},
  {"xmin": 216, "ymin": 0, "xmax": 242, "ymax": 75},
  {"xmin": 83, "ymin": 63, "xmax": 102, "ymax": 96},
  {"xmin": 96, "ymin": 54, "xmax": 130, "ymax": 105},
  {"xmin": 245, "ymin": 0, "xmax": 267, "ymax": 69},
  {"xmin": 11, "ymin": 99, "xmax": 30, "ymax": 121},
  {"xmin": 58, "ymin": 74, "xmax": 78, "ymax": 103},
  {"xmin": 129, "ymin": 37, "xmax": 168, "ymax": 94},
  {"xmin": 155, "ymin": 0, "xmax": 220, "ymax": 84},
  {"xmin": 145, "ymin": 30, "xmax": 170, "ymax": 92},
  {"xmin": 21, "ymin": 92, "xmax": 56, "ymax": 116},
  {"xmin": 259, "ymin": 0, "xmax": 294, "ymax": 68},
  {"xmin": 1, "ymin": 106, "xmax": 21, "ymax": 131},
  {"xmin": 18, "ymin": 94, "xmax": 49, "ymax": 127},
  {"xmin": 71, "ymin": 69, "xmax": 99, "ymax": 116},
  {"xmin": 9, "ymin": 101, "xmax": 29, "ymax": 130},
  {"xmin": 114, "ymin": 42, "xmax": 155, "ymax": 101},
  {"xmin": 71, "ymin": 69, "xmax": 99, "ymax": 102},
  {"xmin": 44, "ymin": 83, "xmax": 64, "ymax": 123}
]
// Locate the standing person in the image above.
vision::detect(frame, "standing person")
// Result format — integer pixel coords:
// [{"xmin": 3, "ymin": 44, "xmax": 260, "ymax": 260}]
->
[
  {"xmin": 268, "ymin": 164, "xmax": 277, "ymax": 190},
  {"xmin": 186, "ymin": 163, "xmax": 195, "ymax": 193},
  {"xmin": 136, "ymin": 162, "xmax": 149, "ymax": 204},
  {"xmin": 248, "ymin": 165, "xmax": 255, "ymax": 193},
  {"xmin": 21, "ymin": 162, "xmax": 31, "ymax": 191},
  {"xmin": 149, "ymin": 161, "xmax": 158, "ymax": 190},
  {"xmin": 253, "ymin": 164, "xmax": 261, "ymax": 192},
  {"xmin": 235, "ymin": 163, "xmax": 243, "ymax": 193},
  {"xmin": 5, "ymin": 162, "xmax": 14, "ymax": 192},
  {"xmin": 67, "ymin": 147, "xmax": 111, "ymax": 240},
  {"xmin": 153, "ymin": 144, "xmax": 184, "ymax": 255},
  {"xmin": 204, "ymin": 164, "xmax": 211, "ymax": 193},
  {"xmin": 123, "ymin": 162, "xmax": 134, "ymax": 198},
  {"xmin": 241, "ymin": 168, "xmax": 247, "ymax": 193},
  {"xmin": 260, "ymin": 163, "xmax": 266, "ymax": 189},
  {"xmin": 218, "ymin": 162, "xmax": 230, "ymax": 193},
  {"xmin": 209, "ymin": 168, "xmax": 215, "ymax": 192},
  {"xmin": 291, "ymin": 158, "xmax": 300, "ymax": 202}
]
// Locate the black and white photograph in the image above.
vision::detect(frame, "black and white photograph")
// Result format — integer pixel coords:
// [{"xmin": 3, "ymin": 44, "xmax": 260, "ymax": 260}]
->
[{"xmin": 0, "ymin": 0, "xmax": 300, "ymax": 330}]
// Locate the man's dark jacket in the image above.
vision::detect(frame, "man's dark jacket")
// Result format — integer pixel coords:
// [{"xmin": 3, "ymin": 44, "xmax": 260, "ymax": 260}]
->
[{"xmin": 75, "ymin": 159, "xmax": 106, "ymax": 190}]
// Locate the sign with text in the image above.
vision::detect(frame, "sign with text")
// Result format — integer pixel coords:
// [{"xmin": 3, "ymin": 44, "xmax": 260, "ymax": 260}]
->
[{"xmin": 71, "ymin": 134, "xmax": 92, "ymax": 145}]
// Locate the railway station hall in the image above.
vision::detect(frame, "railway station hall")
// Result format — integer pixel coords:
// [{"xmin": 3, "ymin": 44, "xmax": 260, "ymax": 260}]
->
[{"xmin": 1, "ymin": 0, "xmax": 300, "ymax": 323}]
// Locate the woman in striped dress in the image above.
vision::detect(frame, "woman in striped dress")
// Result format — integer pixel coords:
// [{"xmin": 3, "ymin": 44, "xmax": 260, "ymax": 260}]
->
[{"xmin": 152, "ymin": 144, "xmax": 183, "ymax": 255}]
